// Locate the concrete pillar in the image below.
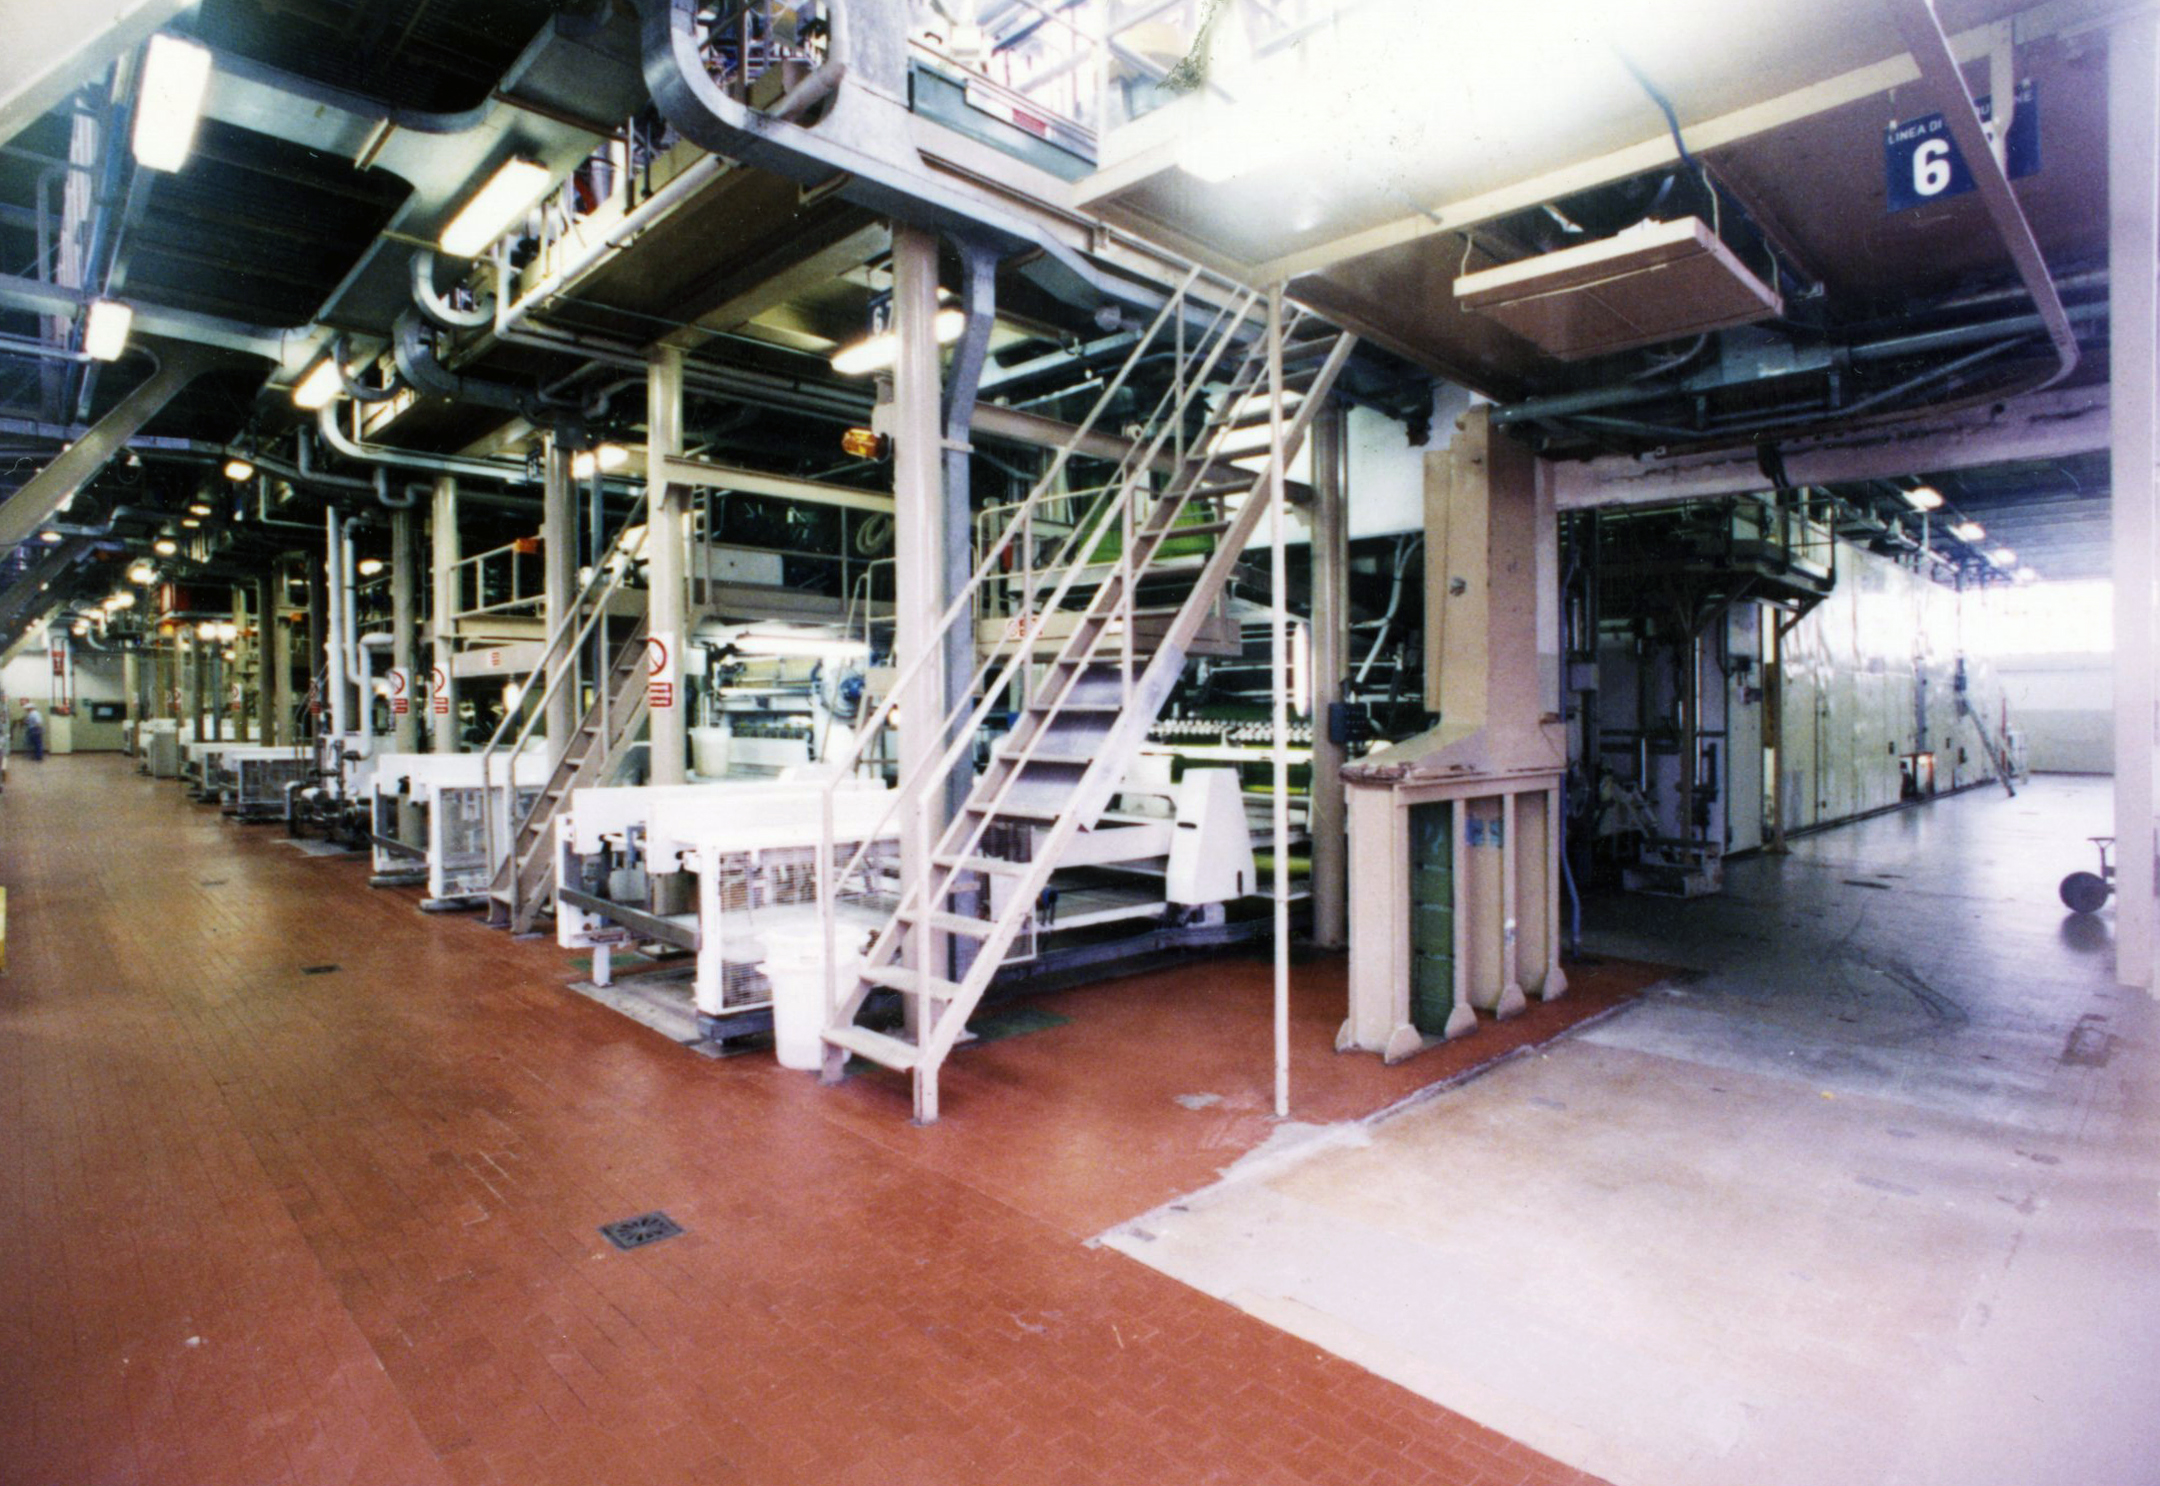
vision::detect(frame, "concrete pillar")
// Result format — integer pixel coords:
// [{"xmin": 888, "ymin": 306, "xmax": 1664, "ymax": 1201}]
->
[
  {"xmin": 646, "ymin": 348, "xmax": 689, "ymax": 787},
  {"xmin": 2111, "ymin": 9, "xmax": 2159, "ymax": 990},
  {"xmin": 891, "ymin": 224, "xmax": 947, "ymax": 1038},
  {"xmin": 430, "ymin": 477, "xmax": 460, "ymax": 753},
  {"xmin": 1309, "ymin": 399, "xmax": 1349, "ymax": 948},
  {"xmin": 231, "ymin": 586, "xmax": 248, "ymax": 741},
  {"xmin": 542, "ymin": 438, "xmax": 578, "ymax": 770},
  {"xmin": 122, "ymin": 649, "xmax": 138, "ymax": 725}
]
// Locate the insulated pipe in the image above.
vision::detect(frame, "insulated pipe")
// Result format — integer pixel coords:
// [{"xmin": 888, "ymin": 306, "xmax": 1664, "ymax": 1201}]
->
[
  {"xmin": 1889, "ymin": 0, "xmax": 2079, "ymax": 389},
  {"xmin": 324, "ymin": 508, "xmax": 349, "ymax": 738},
  {"xmin": 409, "ymin": 249, "xmax": 493, "ymax": 331}
]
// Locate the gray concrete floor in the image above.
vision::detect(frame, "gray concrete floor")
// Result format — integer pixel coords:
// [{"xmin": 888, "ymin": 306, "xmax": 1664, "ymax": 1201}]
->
[{"xmin": 1105, "ymin": 776, "xmax": 2160, "ymax": 1486}]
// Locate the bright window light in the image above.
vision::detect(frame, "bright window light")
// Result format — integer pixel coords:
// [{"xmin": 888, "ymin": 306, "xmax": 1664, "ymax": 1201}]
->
[
  {"xmin": 292, "ymin": 357, "xmax": 343, "ymax": 410},
  {"xmin": 131, "ymin": 34, "xmax": 213, "ymax": 173},
  {"xmin": 440, "ymin": 158, "xmax": 552, "ymax": 259},
  {"xmin": 83, "ymin": 299, "xmax": 133, "ymax": 361},
  {"xmin": 830, "ymin": 308, "xmax": 968, "ymax": 377},
  {"xmin": 1950, "ymin": 520, "xmax": 1985, "ymax": 542},
  {"xmin": 223, "ymin": 458, "xmax": 254, "ymax": 481},
  {"xmin": 1968, "ymin": 578, "xmax": 2111, "ymax": 654},
  {"xmin": 1903, "ymin": 484, "xmax": 1943, "ymax": 511}
]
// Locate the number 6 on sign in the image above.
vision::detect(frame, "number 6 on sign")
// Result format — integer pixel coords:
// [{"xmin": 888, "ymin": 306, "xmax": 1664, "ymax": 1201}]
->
[{"xmin": 1912, "ymin": 138, "xmax": 1953, "ymax": 198}]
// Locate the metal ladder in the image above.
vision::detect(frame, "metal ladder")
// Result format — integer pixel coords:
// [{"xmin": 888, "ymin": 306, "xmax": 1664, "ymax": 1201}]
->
[
  {"xmin": 816, "ymin": 275, "xmax": 1356, "ymax": 1121},
  {"xmin": 481, "ymin": 493, "xmax": 652, "ymax": 932}
]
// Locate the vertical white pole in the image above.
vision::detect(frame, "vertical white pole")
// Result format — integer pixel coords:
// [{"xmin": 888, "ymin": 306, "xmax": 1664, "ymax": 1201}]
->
[
  {"xmin": 541, "ymin": 438, "xmax": 577, "ymax": 772},
  {"xmin": 2111, "ymin": 10, "xmax": 2158, "ymax": 990},
  {"xmin": 1267, "ymin": 285, "xmax": 1291, "ymax": 1119},
  {"xmin": 430, "ymin": 476, "xmax": 459, "ymax": 755},
  {"xmin": 647, "ymin": 347, "xmax": 690, "ymax": 787}
]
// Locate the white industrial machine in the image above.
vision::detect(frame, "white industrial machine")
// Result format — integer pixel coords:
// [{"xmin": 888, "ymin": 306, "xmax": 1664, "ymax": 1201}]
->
[
  {"xmin": 212, "ymin": 744, "xmax": 315, "ymax": 820},
  {"xmin": 137, "ymin": 719, "xmax": 181, "ymax": 778},
  {"xmin": 688, "ymin": 623, "xmax": 869, "ymax": 779},
  {"xmin": 370, "ymin": 750, "xmax": 552, "ymax": 907}
]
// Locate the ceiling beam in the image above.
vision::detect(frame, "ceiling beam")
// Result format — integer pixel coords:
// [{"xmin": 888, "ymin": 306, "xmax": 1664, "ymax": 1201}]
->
[
  {"xmin": 0, "ymin": 338, "xmax": 221, "ymax": 549},
  {"xmin": 1547, "ymin": 386, "xmax": 2110, "ymax": 510}
]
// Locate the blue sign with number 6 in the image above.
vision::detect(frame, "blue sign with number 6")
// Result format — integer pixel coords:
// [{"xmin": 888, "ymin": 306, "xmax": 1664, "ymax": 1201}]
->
[{"xmin": 1884, "ymin": 80, "xmax": 2039, "ymax": 213}]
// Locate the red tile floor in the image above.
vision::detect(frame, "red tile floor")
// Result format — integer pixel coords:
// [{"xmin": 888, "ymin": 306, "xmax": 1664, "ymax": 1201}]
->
[{"xmin": 1, "ymin": 756, "xmax": 1659, "ymax": 1486}]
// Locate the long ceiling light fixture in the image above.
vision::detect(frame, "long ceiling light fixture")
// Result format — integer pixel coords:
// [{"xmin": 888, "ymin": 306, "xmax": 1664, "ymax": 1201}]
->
[
  {"xmin": 291, "ymin": 356, "xmax": 344, "ymax": 410},
  {"xmin": 83, "ymin": 300, "xmax": 134, "ymax": 361},
  {"xmin": 131, "ymin": 34, "xmax": 214, "ymax": 173},
  {"xmin": 440, "ymin": 159, "xmax": 553, "ymax": 259},
  {"xmin": 830, "ymin": 307, "xmax": 968, "ymax": 377}
]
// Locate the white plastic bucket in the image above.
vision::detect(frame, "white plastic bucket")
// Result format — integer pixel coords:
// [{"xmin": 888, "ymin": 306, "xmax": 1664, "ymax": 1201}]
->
[{"xmin": 762, "ymin": 927, "xmax": 852, "ymax": 1071}]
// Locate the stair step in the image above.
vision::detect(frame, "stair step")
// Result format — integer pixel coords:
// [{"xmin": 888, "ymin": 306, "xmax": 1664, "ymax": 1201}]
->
[
  {"xmin": 935, "ymin": 853, "xmax": 1031, "ymax": 876},
  {"xmin": 864, "ymin": 964, "xmax": 966, "ymax": 999},
  {"xmin": 898, "ymin": 908, "xmax": 997, "ymax": 939},
  {"xmin": 970, "ymin": 801, "xmax": 1060, "ymax": 823},
  {"xmin": 822, "ymin": 1023, "xmax": 922, "ymax": 1072},
  {"xmin": 993, "ymin": 749, "xmax": 1095, "ymax": 768}
]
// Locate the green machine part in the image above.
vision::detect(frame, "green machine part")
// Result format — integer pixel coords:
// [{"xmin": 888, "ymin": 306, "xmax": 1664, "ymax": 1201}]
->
[{"xmin": 1408, "ymin": 800, "xmax": 1455, "ymax": 1036}]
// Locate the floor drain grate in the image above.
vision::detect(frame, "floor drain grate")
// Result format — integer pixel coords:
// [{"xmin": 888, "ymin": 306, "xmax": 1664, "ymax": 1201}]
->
[
  {"xmin": 301, "ymin": 964, "xmax": 340, "ymax": 975},
  {"xmin": 599, "ymin": 1211, "xmax": 684, "ymax": 1251}
]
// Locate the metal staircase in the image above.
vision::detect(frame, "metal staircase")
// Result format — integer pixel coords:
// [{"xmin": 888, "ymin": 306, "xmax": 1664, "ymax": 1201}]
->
[
  {"xmin": 816, "ymin": 276, "xmax": 1355, "ymax": 1121},
  {"xmin": 481, "ymin": 495, "xmax": 652, "ymax": 932}
]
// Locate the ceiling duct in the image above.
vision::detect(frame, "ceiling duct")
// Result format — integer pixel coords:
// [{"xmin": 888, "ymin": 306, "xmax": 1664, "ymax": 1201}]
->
[{"xmin": 1455, "ymin": 216, "xmax": 1782, "ymax": 361}]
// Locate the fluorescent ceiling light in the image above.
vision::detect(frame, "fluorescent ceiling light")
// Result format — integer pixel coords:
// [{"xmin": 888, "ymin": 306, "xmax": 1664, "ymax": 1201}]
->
[
  {"xmin": 153, "ymin": 538, "xmax": 178, "ymax": 556},
  {"xmin": 1989, "ymin": 546, "xmax": 2016, "ymax": 566},
  {"xmin": 187, "ymin": 501, "xmax": 212, "ymax": 516},
  {"xmin": 292, "ymin": 357, "xmax": 343, "ymax": 410},
  {"xmin": 83, "ymin": 299, "xmax": 133, "ymax": 361},
  {"xmin": 180, "ymin": 517, "xmax": 200, "ymax": 528},
  {"xmin": 1950, "ymin": 520, "xmax": 1985, "ymax": 542},
  {"xmin": 38, "ymin": 530, "xmax": 62, "ymax": 544},
  {"xmin": 2015, "ymin": 566, "xmax": 2039, "ymax": 584},
  {"xmin": 357, "ymin": 557, "xmax": 384, "ymax": 577},
  {"xmin": 829, "ymin": 307, "xmax": 968, "ymax": 377},
  {"xmin": 128, "ymin": 563, "xmax": 156, "ymax": 583},
  {"xmin": 108, "ymin": 592, "xmax": 135, "ymax": 610},
  {"xmin": 196, "ymin": 620, "xmax": 217, "ymax": 638},
  {"xmin": 223, "ymin": 458, "xmax": 254, "ymax": 481},
  {"xmin": 730, "ymin": 628, "xmax": 870, "ymax": 660},
  {"xmin": 570, "ymin": 443, "xmax": 631, "ymax": 479},
  {"xmin": 217, "ymin": 621, "xmax": 238, "ymax": 642},
  {"xmin": 131, "ymin": 34, "xmax": 213, "ymax": 173},
  {"xmin": 1902, "ymin": 485, "xmax": 1942, "ymax": 511},
  {"xmin": 440, "ymin": 158, "xmax": 552, "ymax": 259}
]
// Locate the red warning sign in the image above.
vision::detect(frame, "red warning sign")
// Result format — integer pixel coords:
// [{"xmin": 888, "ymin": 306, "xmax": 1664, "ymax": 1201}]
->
[
  {"xmin": 387, "ymin": 667, "xmax": 410, "ymax": 717},
  {"xmin": 430, "ymin": 667, "xmax": 449, "ymax": 716},
  {"xmin": 646, "ymin": 632, "xmax": 678, "ymax": 711}
]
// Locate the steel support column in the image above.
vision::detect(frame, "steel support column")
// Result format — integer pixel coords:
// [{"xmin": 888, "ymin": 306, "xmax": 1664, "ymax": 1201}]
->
[
  {"xmin": 892, "ymin": 225, "xmax": 946, "ymax": 1090},
  {"xmin": 2111, "ymin": 9, "xmax": 2159, "ymax": 990},
  {"xmin": 391, "ymin": 505, "xmax": 423, "ymax": 839},
  {"xmin": 541, "ymin": 438, "xmax": 578, "ymax": 771},
  {"xmin": 1309, "ymin": 399, "xmax": 1349, "ymax": 948},
  {"xmin": 429, "ymin": 476, "xmax": 459, "ymax": 753},
  {"xmin": 646, "ymin": 347, "xmax": 689, "ymax": 787},
  {"xmin": 269, "ymin": 562, "xmax": 292, "ymax": 746}
]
